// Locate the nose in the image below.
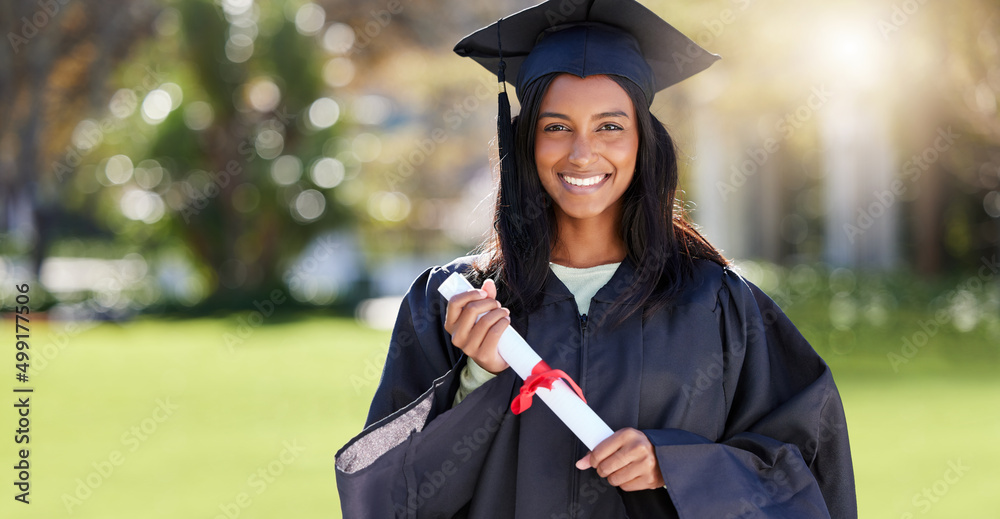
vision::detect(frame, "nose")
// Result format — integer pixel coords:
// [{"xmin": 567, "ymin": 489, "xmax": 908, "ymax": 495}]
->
[{"xmin": 568, "ymin": 132, "xmax": 599, "ymax": 169}]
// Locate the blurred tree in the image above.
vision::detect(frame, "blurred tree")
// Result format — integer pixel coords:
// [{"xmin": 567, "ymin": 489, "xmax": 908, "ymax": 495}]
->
[
  {"xmin": 3, "ymin": 0, "xmax": 361, "ymax": 311},
  {"xmin": 0, "ymin": 0, "xmax": 161, "ymax": 274},
  {"xmin": 893, "ymin": 0, "xmax": 1000, "ymax": 274},
  {"xmin": 110, "ymin": 0, "xmax": 356, "ymax": 308}
]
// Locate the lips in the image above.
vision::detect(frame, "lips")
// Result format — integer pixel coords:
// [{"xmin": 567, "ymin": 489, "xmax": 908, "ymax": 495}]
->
[{"xmin": 559, "ymin": 173, "xmax": 611, "ymax": 188}]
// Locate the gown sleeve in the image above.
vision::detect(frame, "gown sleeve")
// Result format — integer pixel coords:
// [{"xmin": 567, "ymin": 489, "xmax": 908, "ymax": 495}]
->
[
  {"xmin": 643, "ymin": 268, "xmax": 857, "ymax": 519},
  {"xmin": 364, "ymin": 265, "xmax": 463, "ymax": 427},
  {"xmin": 335, "ymin": 263, "xmax": 519, "ymax": 518}
]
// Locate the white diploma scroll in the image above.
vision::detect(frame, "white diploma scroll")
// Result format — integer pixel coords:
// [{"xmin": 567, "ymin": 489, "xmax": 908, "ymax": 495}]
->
[{"xmin": 438, "ymin": 272, "xmax": 615, "ymax": 450}]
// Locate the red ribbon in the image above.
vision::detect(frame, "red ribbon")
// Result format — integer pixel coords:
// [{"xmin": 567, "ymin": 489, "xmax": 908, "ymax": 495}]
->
[{"xmin": 510, "ymin": 360, "xmax": 587, "ymax": 415}]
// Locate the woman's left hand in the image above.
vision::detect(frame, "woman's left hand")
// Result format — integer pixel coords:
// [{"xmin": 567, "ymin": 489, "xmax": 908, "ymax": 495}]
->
[{"xmin": 575, "ymin": 428, "xmax": 665, "ymax": 491}]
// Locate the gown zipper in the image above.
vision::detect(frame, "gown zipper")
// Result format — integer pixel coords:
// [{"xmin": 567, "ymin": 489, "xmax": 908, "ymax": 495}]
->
[{"xmin": 571, "ymin": 311, "xmax": 589, "ymax": 515}]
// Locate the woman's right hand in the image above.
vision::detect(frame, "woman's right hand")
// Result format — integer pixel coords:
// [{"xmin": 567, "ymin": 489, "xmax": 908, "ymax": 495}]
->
[{"xmin": 443, "ymin": 278, "xmax": 511, "ymax": 374}]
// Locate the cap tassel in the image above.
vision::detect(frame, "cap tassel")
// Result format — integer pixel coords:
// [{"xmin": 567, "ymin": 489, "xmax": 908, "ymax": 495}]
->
[
  {"xmin": 497, "ymin": 62, "xmax": 513, "ymax": 174},
  {"xmin": 496, "ymin": 19, "xmax": 516, "ymax": 211}
]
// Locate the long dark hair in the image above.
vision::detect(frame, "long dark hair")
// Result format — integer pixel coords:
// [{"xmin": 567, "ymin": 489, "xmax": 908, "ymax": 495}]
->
[{"xmin": 471, "ymin": 72, "xmax": 727, "ymax": 325}]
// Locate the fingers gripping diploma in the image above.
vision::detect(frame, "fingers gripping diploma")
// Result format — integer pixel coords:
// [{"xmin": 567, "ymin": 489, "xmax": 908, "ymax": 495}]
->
[
  {"xmin": 575, "ymin": 428, "xmax": 665, "ymax": 492},
  {"xmin": 443, "ymin": 279, "xmax": 511, "ymax": 374}
]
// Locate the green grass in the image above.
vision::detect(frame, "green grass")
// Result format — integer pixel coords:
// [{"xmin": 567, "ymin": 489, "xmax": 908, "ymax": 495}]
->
[
  {"xmin": 2, "ymin": 316, "xmax": 389, "ymax": 519},
  {"xmin": 835, "ymin": 371, "xmax": 999, "ymax": 517},
  {"xmin": 1, "ymin": 314, "xmax": 997, "ymax": 518}
]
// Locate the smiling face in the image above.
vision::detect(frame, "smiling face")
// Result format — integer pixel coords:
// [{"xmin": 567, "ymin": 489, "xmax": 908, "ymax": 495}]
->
[{"xmin": 534, "ymin": 74, "xmax": 639, "ymax": 226}]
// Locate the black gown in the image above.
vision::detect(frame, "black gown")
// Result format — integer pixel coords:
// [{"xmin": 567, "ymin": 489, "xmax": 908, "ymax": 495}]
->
[{"xmin": 335, "ymin": 255, "xmax": 857, "ymax": 518}]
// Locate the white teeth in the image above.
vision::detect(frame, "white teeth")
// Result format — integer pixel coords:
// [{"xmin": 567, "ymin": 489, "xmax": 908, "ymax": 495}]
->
[{"xmin": 561, "ymin": 174, "xmax": 606, "ymax": 187}]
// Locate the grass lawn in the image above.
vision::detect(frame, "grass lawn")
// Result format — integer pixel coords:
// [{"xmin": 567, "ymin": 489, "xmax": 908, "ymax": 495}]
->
[{"xmin": 1, "ymin": 314, "xmax": 997, "ymax": 518}]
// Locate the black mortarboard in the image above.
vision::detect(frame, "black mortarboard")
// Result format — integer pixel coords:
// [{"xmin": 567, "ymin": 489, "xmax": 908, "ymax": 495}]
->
[
  {"xmin": 453, "ymin": 0, "xmax": 721, "ymax": 106},
  {"xmin": 452, "ymin": 0, "xmax": 719, "ymax": 208}
]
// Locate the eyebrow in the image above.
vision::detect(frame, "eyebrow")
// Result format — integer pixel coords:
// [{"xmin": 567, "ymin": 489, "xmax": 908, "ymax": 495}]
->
[{"xmin": 539, "ymin": 110, "xmax": 630, "ymax": 120}]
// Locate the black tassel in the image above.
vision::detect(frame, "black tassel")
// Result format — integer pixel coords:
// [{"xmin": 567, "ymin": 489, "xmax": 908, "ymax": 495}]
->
[
  {"xmin": 496, "ymin": 18, "xmax": 523, "ymax": 249},
  {"xmin": 497, "ymin": 59, "xmax": 514, "ymax": 185}
]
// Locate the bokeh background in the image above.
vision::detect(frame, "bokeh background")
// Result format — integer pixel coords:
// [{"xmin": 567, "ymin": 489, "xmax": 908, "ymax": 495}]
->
[{"xmin": 1, "ymin": 0, "xmax": 999, "ymax": 517}]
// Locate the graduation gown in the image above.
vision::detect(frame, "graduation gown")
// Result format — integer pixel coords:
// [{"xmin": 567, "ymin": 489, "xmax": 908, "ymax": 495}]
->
[{"xmin": 335, "ymin": 255, "xmax": 857, "ymax": 518}]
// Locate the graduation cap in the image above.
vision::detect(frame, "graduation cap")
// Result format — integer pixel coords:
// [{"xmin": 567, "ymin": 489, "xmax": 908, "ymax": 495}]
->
[
  {"xmin": 454, "ymin": 0, "xmax": 720, "ymax": 105},
  {"xmin": 453, "ymin": 0, "xmax": 719, "ymax": 192}
]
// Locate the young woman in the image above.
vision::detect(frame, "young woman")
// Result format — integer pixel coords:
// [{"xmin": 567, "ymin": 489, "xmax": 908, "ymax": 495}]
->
[{"xmin": 336, "ymin": 1, "xmax": 857, "ymax": 517}]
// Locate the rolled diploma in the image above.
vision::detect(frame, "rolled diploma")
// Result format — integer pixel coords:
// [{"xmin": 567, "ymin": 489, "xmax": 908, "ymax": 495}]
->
[{"xmin": 438, "ymin": 272, "xmax": 615, "ymax": 450}]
